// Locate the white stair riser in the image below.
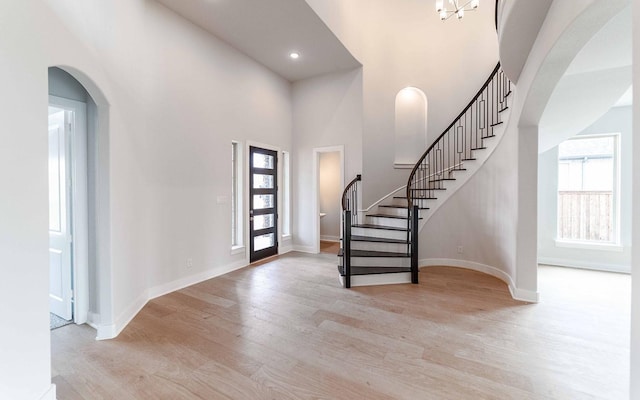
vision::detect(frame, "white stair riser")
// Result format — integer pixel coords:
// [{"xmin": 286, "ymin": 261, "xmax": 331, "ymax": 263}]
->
[
  {"xmin": 351, "ymin": 241, "xmax": 408, "ymax": 253},
  {"xmin": 351, "ymin": 227, "xmax": 407, "ymax": 241},
  {"xmin": 389, "ymin": 198, "xmax": 431, "ymax": 208},
  {"xmin": 376, "ymin": 207, "xmax": 408, "ymax": 217},
  {"xmin": 339, "ymin": 272, "xmax": 412, "ymax": 287},
  {"xmin": 366, "ymin": 216, "xmax": 408, "ymax": 229},
  {"xmin": 339, "ymin": 256, "xmax": 410, "ymax": 268}
]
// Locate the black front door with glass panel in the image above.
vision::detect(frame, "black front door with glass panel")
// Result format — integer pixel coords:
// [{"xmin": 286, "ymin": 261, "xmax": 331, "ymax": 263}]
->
[{"xmin": 249, "ymin": 146, "xmax": 278, "ymax": 262}]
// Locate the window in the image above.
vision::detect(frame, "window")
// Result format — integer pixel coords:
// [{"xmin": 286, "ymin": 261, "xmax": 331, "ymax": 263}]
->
[
  {"xmin": 231, "ymin": 141, "xmax": 243, "ymax": 250},
  {"xmin": 281, "ymin": 151, "xmax": 291, "ymax": 237},
  {"xmin": 557, "ymin": 134, "xmax": 619, "ymax": 243}
]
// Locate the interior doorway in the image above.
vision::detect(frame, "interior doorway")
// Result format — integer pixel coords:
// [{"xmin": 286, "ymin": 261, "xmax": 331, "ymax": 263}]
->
[
  {"xmin": 313, "ymin": 146, "xmax": 344, "ymax": 255},
  {"xmin": 319, "ymin": 152, "xmax": 342, "ymax": 254},
  {"xmin": 48, "ymin": 95, "xmax": 89, "ymax": 328}
]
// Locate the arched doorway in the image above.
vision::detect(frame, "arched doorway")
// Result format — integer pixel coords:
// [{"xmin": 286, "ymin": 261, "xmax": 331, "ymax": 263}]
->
[{"xmin": 47, "ymin": 66, "xmax": 112, "ymax": 337}]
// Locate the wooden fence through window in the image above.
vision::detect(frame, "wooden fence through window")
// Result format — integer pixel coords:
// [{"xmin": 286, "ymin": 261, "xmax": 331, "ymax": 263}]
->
[{"xmin": 557, "ymin": 191, "xmax": 613, "ymax": 242}]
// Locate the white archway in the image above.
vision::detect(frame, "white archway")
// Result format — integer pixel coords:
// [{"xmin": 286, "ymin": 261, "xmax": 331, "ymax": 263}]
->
[{"xmin": 50, "ymin": 65, "xmax": 113, "ymax": 338}]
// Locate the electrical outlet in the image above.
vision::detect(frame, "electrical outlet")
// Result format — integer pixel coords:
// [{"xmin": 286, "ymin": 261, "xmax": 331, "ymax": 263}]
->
[
  {"xmin": 457, "ymin": 245, "xmax": 463, "ymax": 254},
  {"xmin": 186, "ymin": 258, "xmax": 193, "ymax": 269}
]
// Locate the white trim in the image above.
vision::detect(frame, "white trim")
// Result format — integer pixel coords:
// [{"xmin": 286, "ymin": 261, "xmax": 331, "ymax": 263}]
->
[
  {"xmin": 556, "ymin": 132, "xmax": 621, "ymax": 245},
  {"xmin": 320, "ymin": 235, "xmax": 340, "ymax": 242},
  {"xmin": 538, "ymin": 257, "xmax": 630, "ymax": 274},
  {"xmin": 230, "ymin": 245, "xmax": 245, "ymax": 255},
  {"xmin": 339, "ymin": 272, "xmax": 412, "ymax": 287},
  {"xmin": 419, "ymin": 258, "xmax": 539, "ymax": 303},
  {"xmin": 53, "ymin": 66, "xmax": 113, "ymax": 338},
  {"xmin": 312, "ymin": 145, "xmax": 345, "ymax": 254},
  {"xmin": 278, "ymin": 242, "xmax": 294, "ymax": 255},
  {"xmin": 95, "ymin": 259, "xmax": 248, "ymax": 340},
  {"xmin": 231, "ymin": 140, "xmax": 243, "ymax": 249},
  {"xmin": 49, "ymin": 95, "xmax": 90, "ymax": 325},
  {"xmin": 281, "ymin": 150, "xmax": 292, "ymax": 236},
  {"xmin": 39, "ymin": 384, "xmax": 56, "ymax": 400},
  {"xmin": 361, "ymin": 185, "xmax": 405, "ymax": 213},
  {"xmin": 393, "ymin": 163, "xmax": 415, "ymax": 169},
  {"xmin": 292, "ymin": 245, "xmax": 317, "ymax": 254},
  {"xmin": 554, "ymin": 239, "xmax": 623, "ymax": 252}
]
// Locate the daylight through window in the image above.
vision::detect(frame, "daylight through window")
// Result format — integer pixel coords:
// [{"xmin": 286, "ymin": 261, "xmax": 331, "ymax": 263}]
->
[{"xmin": 557, "ymin": 134, "xmax": 618, "ymax": 243}]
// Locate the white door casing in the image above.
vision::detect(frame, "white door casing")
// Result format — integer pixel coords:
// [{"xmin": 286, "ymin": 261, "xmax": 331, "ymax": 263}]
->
[
  {"xmin": 48, "ymin": 108, "xmax": 73, "ymax": 320},
  {"xmin": 48, "ymin": 96, "xmax": 89, "ymax": 324}
]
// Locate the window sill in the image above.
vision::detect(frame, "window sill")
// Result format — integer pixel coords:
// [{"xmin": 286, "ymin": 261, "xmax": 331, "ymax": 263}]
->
[
  {"xmin": 554, "ymin": 240, "xmax": 623, "ymax": 252},
  {"xmin": 231, "ymin": 245, "xmax": 245, "ymax": 255}
]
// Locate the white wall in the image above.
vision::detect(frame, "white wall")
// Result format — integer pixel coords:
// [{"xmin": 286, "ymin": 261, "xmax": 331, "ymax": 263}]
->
[
  {"xmin": 0, "ymin": 3, "xmax": 53, "ymax": 398},
  {"xmin": 292, "ymin": 68, "xmax": 363, "ymax": 252},
  {"xmin": 419, "ymin": 111, "xmax": 519, "ymax": 290},
  {"xmin": 538, "ymin": 106, "xmax": 632, "ymax": 272},
  {"xmin": 305, "ymin": 0, "xmax": 499, "ymax": 206},
  {"xmin": 319, "ymin": 152, "xmax": 342, "ymax": 241},
  {"xmin": 630, "ymin": 0, "xmax": 639, "ymax": 396},
  {"xmin": 0, "ymin": 0, "xmax": 293, "ymax": 398}
]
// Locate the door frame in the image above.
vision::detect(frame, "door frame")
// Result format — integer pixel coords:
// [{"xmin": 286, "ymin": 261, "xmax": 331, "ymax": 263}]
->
[
  {"xmin": 245, "ymin": 141, "xmax": 283, "ymax": 261},
  {"xmin": 312, "ymin": 145, "xmax": 345, "ymax": 254},
  {"xmin": 49, "ymin": 95, "xmax": 89, "ymax": 325}
]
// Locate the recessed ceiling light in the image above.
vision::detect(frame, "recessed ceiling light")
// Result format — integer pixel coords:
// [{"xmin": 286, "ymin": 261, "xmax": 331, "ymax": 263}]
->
[{"xmin": 289, "ymin": 52, "xmax": 300, "ymax": 60}]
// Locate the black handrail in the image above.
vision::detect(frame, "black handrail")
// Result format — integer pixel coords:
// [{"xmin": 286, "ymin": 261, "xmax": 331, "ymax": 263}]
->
[
  {"xmin": 341, "ymin": 174, "xmax": 361, "ymax": 289},
  {"xmin": 341, "ymin": 174, "xmax": 362, "ymax": 211},
  {"xmin": 405, "ymin": 62, "xmax": 510, "ymax": 208}
]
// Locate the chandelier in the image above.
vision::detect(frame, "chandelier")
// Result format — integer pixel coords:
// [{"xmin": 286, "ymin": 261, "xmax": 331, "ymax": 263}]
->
[{"xmin": 436, "ymin": 0, "xmax": 479, "ymax": 20}]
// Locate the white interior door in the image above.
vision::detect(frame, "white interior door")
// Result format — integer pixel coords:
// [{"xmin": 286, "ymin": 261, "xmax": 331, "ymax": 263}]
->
[{"xmin": 49, "ymin": 107, "xmax": 73, "ymax": 321}]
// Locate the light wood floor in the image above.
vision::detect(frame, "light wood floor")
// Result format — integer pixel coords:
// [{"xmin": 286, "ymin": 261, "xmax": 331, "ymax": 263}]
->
[
  {"xmin": 52, "ymin": 254, "xmax": 630, "ymax": 399},
  {"xmin": 320, "ymin": 240, "xmax": 340, "ymax": 255}
]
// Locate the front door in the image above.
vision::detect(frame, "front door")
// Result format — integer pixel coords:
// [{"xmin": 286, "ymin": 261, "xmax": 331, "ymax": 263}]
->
[
  {"xmin": 249, "ymin": 146, "xmax": 278, "ymax": 262},
  {"xmin": 48, "ymin": 107, "xmax": 73, "ymax": 321}
]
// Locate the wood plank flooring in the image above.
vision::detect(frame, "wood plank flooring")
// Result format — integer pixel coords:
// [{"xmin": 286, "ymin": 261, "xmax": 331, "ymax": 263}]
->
[
  {"xmin": 51, "ymin": 253, "xmax": 630, "ymax": 399},
  {"xmin": 320, "ymin": 240, "xmax": 340, "ymax": 255}
]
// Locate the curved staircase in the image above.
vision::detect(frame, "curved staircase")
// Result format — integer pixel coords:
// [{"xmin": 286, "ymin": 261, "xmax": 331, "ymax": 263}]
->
[{"xmin": 339, "ymin": 63, "xmax": 512, "ymax": 288}]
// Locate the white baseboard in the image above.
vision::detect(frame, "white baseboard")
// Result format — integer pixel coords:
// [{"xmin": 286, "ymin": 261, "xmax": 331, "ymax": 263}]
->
[
  {"xmin": 96, "ymin": 259, "xmax": 249, "ymax": 341},
  {"xmin": 419, "ymin": 258, "xmax": 539, "ymax": 303},
  {"xmin": 509, "ymin": 286, "xmax": 540, "ymax": 303},
  {"xmin": 538, "ymin": 257, "xmax": 630, "ymax": 274},
  {"xmin": 147, "ymin": 260, "xmax": 246, "ymax": 300},
  {"xmin": 40, "ymin": 384, "xmax": 56, "ymax": 400},
  {"xmin": 292, "ymin": 244, "xmax": 318, "ymax": 254},
  {"xmin": 320, "ymin": 235, "xmax": 340, "ymax": 242},
  {"xmin": 279, "ymin": 243, "xmax": 294, "ymax": 255}
]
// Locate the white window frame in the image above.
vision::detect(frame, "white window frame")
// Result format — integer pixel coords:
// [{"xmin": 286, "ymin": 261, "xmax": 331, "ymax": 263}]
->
[
  {"xmin": 231, "ymin": 141, "xmax": 244, "ymax": 254},
  {"xmin": 555, "ymin": 133, "xmax": 621, "ymax": 248},
  {"xmin": 281, "ymin": 151, "xmax": 291, "ymax": 238}
]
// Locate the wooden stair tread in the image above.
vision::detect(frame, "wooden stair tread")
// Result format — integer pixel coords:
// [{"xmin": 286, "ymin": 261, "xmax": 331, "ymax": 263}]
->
[
  {"xmin": 393, "ymin": 196, "xmax": 438, "ymax": 200},
  {"xmin": 350, "ymin": 235, "xmax": 408, "ymax": 244},
  {"xmin": 367, "ymin": 214, "xmax": 409, "ymax": 220},
  {"xmin": 338, "ymin": 249, "xmax": 409, "ymax": 258},
  {"xmin": 338, "ymin": 265, "xmax": 412, "ymax": 276},
  {"xmin": 352, "ymin": 224, "xmax": 408, "ymax": 231},
  {"xmin": 379, "ymin": 205, "xmax": 429, "ymax": 210}
]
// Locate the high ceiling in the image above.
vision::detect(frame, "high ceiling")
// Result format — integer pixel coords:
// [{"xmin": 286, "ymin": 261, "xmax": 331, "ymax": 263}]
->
[
  {"xmin": 155, "ymin": 0, "xmax": 361, "ymax": 82},
  {"xmin": 539, "ymin": 4, "xmax": 632, "ymax": 152}
]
